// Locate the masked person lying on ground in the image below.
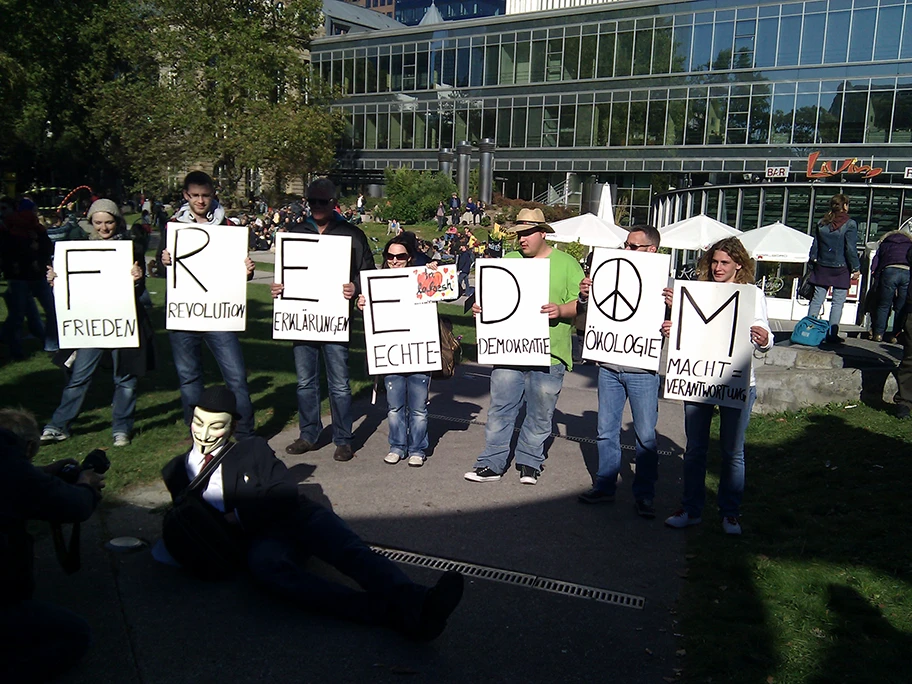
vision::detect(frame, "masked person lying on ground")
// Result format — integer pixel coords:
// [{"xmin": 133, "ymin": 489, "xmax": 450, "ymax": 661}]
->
[
  {"xmin": 0, "ymin": 407, "xmax": 106, "ymax": 682},
  {"xmin": 157, "ymin": 386, "xmax": 463, "ymax": 640}
]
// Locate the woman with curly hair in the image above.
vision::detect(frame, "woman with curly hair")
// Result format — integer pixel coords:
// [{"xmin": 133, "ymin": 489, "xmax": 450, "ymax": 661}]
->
[{"xmin": 661, "ymin": 237, "xmax": 773, "ymax": 535}]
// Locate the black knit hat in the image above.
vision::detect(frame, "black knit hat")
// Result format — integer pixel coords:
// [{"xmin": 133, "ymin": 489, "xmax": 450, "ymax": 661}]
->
[{"xmin": 193, "ymin": 386, "xmax": 239, "ymax": 419}]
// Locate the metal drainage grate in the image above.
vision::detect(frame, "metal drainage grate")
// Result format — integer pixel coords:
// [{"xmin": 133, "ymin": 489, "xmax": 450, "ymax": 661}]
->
[
  {"xmin": 370, "ymin": 546, "xmax": 645, "ymax": 610},
  {"xmin": 427, "ymin": 412, "xmax": 673, "ymax": 457}
]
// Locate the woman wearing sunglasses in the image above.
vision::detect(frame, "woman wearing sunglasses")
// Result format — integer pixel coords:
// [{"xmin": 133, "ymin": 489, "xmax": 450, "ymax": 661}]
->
[{"xmin": 358, "ymin": 235, "xmax": 432, "ymax": 467}]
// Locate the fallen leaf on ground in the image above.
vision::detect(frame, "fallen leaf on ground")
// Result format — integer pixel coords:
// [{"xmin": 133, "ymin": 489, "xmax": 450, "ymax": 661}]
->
[{"xmin": 676, "ymin": 649, "xmax": 686, "ymax": 657}]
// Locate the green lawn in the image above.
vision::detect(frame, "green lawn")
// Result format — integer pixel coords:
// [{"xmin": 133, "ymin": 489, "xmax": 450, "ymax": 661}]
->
[{"xmin": 679, "ymin": 404, "xmax": 912, "ymax": 683}]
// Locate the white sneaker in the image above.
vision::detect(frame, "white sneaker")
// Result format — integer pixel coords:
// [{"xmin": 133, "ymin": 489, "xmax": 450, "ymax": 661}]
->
[
  {"xmin": 384, "ymin": 452, "xmax": 402, "ymax": 465},
  {"xmin": 664, "ymin": 509, "xmax": 702, "ymax": 528},
  {"xmin": 113, "ymin": 433, "xmax": 131, "ymax": 447},
  {"xmin": 722, "ymin": 516, "xmax": 742, "ymax": 535},
  {"xmin": 407, "ymin": 455, "xmax": 425, "ymax": 467},
  {"xmin": 40, "ymin": 427, "xmax": 67, "ymax": 444}
]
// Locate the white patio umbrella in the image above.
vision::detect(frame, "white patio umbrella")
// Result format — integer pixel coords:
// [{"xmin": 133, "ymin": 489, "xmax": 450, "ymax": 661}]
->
[
  {"xmin": 596, "ymin": 184, "xmax": 615, "ymax": 224},
  {"xmin": 546, "ymin": 212, "xmax": 626, "ymax": 248},
  {"xmin": 737, "ymin": 221, "xmax": 813, "ymax": 263},
  {"xmin": 658, "ymin": 214, "xmax": 741, "ymax": 251}
]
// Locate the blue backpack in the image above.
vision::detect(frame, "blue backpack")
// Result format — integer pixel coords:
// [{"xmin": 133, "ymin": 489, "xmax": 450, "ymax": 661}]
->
[{"xmin": 790, "ymin": 316, "xmax": 829, "ymax": 346}]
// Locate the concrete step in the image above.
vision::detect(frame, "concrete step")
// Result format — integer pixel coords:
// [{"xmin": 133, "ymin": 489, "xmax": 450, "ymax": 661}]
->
[{"xmin": 754, "ymin": 338, "xmax": 901, "ymax": 413}]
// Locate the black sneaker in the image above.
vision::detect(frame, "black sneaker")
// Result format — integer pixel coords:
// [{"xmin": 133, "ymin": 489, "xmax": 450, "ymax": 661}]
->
[
  {"xmin": 634, "ymin": 498, "xmax": 656, "ymax": 519},
  {"xmin": 518, "ymin": 464, "xmax": 540, "ymax": 485},
  {"xmin": 577, "ymin": 487, "xmax": 615, "ymax": 504},
  {"xmin": 897, "ymin": 404, "xmax": 911, "ymax": 420},
  {"xmin": 333, "ymin": 444, "xmax": 355, "ymax": 462},
  {"xmin": 464, "ymin": 467, "xmax": 502, "ymax": 482},
  {"xmin": 408, "ymin": 571, "xmax": 465, "ymax": 642},
  {"xmin": 285, "ymin": 438, "xmax": 315, "ymax": 455}
]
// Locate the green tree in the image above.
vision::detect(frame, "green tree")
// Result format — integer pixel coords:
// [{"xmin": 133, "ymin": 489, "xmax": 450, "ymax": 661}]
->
[
  {"xmin": 378, "ymin": 168, "xmax": 456, "ymax": 224},
  {"xmin": 81, "ymin": 0, "xmax": 343, "ymax": 196}
]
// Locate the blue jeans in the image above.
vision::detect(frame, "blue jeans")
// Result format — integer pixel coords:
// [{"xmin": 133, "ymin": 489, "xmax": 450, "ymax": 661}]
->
[
  {"xmin": 473, "ymin": 364, "xmax": 566, "ymax": 473},
  {"xmin": 873, "ymin": 267, "xmax": 910, "ymax": 337},
  {"xmin": 292, "ymin": 342, "xmax": 352, "ymax": 445},
  {"xmin": 458, "ymin": 271, "xmax": 470, "ymax": 296},
  {"xmin": 681, "ymin": 386, "xmax": 757, "ymax": 519},
  {"xmin": 247, "ymin": 504, "xmax": 421, "ymax": 626},
  {"xmin": 47, "ymin": 348, "xmax": 137, "ymax": 436},
  {"xmin": 385, "ymin": 373, "xmax": 429, "ymax": 458},
  {"xmin": 594, "ymin": 367, "xmax": 660, "ymax": 499},
  {"xmin": 809, "ymin": 285, "xmax": 848, "ymax": 335},
  {"xmin": 169, "ymin": 331, "xmax": 255, "ymax": 439},
  {"xmin": 1, "ymin": 279, "xmax": 58, "ymax": 355}
]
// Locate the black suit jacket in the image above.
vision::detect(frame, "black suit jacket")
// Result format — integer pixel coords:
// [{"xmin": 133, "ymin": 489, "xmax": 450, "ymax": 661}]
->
[{"xmin": 161, "ymin": 437, "xmax": 300, "ymax": 534}]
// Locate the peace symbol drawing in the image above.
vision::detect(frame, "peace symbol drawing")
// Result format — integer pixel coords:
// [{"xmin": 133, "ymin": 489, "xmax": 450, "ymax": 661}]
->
[{"xmin": 591, "ymin": 257, "xmax": 642, "ymax": 322}]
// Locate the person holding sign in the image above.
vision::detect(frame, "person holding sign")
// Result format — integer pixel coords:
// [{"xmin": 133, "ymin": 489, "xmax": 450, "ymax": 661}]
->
[
  {"xmin": 575, "ymin": 225, "xmax": 665, "ymax": 518},
  {"xmin": 661, "ymin": 238, "xmax": 773, "ymax": 535},
  {"xmin": 160, "ymin": 172, "xmax": 257, "ymax": 440},
  {"xmin": 357, "ymin": 236, "xmax": 432, "ymax": 467},
  {"xmin": 41, "ymin": 200, "xmax": 154, "ymax": 447},
  {"xmin": 464, "ymin": 208, "xmax": 584, "ymax": 485},
  {"xmin": 272, "ymin": 178, "xmax": 375, "ymax": 462}
]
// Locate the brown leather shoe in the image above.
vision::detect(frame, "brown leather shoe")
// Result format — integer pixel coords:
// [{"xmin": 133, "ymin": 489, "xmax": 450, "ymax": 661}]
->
[
  {"xmin": 333, "ymin": 444, "xmax": 355, "ymax": 461},
  {"xmin": 285, "ymin": 439, "xmax": 315, "ymax": 455}
]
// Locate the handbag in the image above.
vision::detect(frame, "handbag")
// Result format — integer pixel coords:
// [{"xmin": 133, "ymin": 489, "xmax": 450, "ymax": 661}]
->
[
  {"xmin": 790, "ymin": 316, "xmax": 829, "ymax": 346},
  {"xmin": 161, "ymin": 444, "xmax": 246, "ymax": 580},
  {"xmin": 796, "ymin": 270, "xmax": 816, "ymax": 300}
]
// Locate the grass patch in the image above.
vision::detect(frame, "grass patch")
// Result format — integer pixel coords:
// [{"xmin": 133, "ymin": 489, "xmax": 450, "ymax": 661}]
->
[{"xmin": 678, "ymin": 404, "xmax": 912, "ymax": 683}]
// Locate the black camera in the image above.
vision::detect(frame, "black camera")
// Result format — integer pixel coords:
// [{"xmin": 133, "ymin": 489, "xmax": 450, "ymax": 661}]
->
[{"xmin": 59, "ymin": 449, "xmax": 111, "ymax": 484}]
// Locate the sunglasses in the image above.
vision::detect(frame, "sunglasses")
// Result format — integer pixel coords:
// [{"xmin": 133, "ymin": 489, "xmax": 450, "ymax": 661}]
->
[
  {"xmin": 624, "ymin": 242, "xmax": 652, "ymax": 250},
  {"xmin": 387, "ymin": 253, "xmax": 409, "ymax": 261},
  {"xmin": 308, "ymin": 198, "xmax": 332, "ymax": 207}
]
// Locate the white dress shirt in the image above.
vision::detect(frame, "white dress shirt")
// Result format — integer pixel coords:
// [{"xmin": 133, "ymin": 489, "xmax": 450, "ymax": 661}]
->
[{"xmin": 185, "ymin": 444, "xmax": 227, "ymax": 513}]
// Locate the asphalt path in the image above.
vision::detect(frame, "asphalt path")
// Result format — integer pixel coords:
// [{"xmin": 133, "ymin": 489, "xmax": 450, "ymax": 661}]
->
[{"xmin": 34, "ymin": 360, "xmax": 693, "ymax": 684}]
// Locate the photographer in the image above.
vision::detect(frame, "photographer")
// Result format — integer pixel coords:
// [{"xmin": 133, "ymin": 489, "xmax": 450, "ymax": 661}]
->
[{"xmin": 0, "ymin": 408, "xmax": 105, "ymax": 682}]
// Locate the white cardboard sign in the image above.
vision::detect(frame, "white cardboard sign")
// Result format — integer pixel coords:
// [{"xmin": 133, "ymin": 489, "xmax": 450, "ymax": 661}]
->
[
  {"xmin": 272, "ymin": 233, "xmax": 352, "ymax": 342},
  {"xmin": 411, "ymin": 265, "xmax": 458, "ymax": 303},
  {"xmin": 361, "ymin": 270, "xmax": 442, "ymax": 375},
  {"xmin": 54, "ymin": 241, "xmax": 139, "ymax": 349},
  {"xmin": 663, "ymin": 281, "xmax": 755, "ymax": 408},
  {"xmin": 475, "ymin": 258, "xmax": 550, "ymax": 366},
  {"xmin": 165, "ymin": 222, "xmax": 249, "ymax": 331},
  {"xmin": 582, "ymin": 247, "xmax": 670, "ymax": 371}
]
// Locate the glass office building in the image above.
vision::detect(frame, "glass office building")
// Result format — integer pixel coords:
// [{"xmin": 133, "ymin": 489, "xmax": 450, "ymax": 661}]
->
[{"xmin": 312, "ymin": 0, "xmax": 912, "ymax": 239}]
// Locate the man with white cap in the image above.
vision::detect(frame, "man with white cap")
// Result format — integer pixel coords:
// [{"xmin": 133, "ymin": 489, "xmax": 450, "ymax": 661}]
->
[{"xmin": 465, "ymin": 208, "xmax": 584, "ymax": 485}]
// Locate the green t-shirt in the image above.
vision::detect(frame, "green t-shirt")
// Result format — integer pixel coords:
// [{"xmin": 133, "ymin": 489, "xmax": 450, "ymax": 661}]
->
[{"xmin": 505, "ymin": 248, "xmax": 584, "ymax": 370}]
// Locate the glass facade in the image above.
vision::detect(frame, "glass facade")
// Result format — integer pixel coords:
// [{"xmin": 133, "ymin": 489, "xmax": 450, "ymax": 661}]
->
[{"xmin": 312, "ymin": 0, "xmax": 912, "ymax": 225}]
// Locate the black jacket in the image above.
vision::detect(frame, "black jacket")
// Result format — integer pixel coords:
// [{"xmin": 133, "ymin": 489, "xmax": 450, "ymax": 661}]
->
[
  {"xmin": 161, "ymin": 437, "xmax": 302, "ymax": 534},
  {"xmin": 288, "ymin": 215, "xmax": 375, "ymax": 295},
  {"xmin": 0, "ymin": 429, "xmax": 100, "ymax": 605}
]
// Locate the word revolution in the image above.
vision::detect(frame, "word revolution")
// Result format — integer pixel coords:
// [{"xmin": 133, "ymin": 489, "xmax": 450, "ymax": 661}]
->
[
  {"xmin": 584, "ymin": 329, "xmax": 661, "ymax": 359},
  {"xmin": 478, "ymin": 337, "xmax": 549, "ymax": 355},
  {"xmin": 60, "ymin": 318, "xmax": 137, "ymax": 337},
  {"xmin": 372, "ymin": 341, "xmax": 440, "ymax": 369},
  {"xmin": 273, "ymin": 312, "xmax": 349, "ymax": 334},
  {"xmin": 168, "ymin": 302, "xmax": 246, "ymax": 319}
]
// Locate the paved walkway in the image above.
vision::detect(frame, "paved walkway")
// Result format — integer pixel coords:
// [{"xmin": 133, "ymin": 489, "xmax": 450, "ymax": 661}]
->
[{"xmin": 41, "ymin": 360, "xmax": 692, "ymax": 684}]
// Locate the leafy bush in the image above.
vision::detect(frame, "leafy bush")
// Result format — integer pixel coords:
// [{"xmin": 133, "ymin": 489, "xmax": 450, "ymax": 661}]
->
[{"xmin": 376, "ymin": 168, "xmax": 457, "ymax": 224}]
